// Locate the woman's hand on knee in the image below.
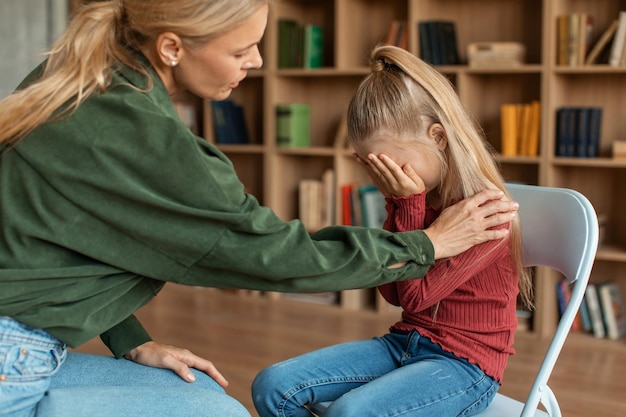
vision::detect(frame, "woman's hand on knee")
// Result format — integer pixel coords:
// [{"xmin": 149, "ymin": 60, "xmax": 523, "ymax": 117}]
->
[{"xmin": 125, "ymin": 341, "xmax": 229, "ymax": 387}]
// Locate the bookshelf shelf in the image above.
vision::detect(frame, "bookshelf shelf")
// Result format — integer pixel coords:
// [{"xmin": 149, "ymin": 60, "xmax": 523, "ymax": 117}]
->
[{"xmin": 186, "ymin": 0, "xmax": 626, "ymax": 344}]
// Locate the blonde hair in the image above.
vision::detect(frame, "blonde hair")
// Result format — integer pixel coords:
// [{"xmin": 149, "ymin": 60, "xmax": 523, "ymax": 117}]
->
[
  {"xmin": 0, "ymin": 0, "xmax": 269, "ymax": 146},
  {"xmin": 348, "ymin": 45, "xmax": 533, "ymax": 308}
]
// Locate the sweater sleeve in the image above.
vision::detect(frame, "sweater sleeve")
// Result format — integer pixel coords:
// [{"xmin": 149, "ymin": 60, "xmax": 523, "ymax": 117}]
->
[
  {"xmin": 384, "ymin": 194, "xmax": 510, "ymax": 311},
  {"xmin": 15, "ymin": 84, "xmax": 435, "ymax": 295},
  {"xmin": 100, "ymin": 314, "xmax": 152, "ymax": 358},
  {"xmin": 378, "ymin": 193, "xmax": 428, "ymax": 306}
]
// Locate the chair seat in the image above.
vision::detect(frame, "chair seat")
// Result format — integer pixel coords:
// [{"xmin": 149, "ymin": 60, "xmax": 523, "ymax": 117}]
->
[
  {"xmin": 310, "ymin": 394, "xmax": 549, "ymax": 417},
  {"xmin": 476, "ymin": 393, "xmax": 549, "ymax": 416}
]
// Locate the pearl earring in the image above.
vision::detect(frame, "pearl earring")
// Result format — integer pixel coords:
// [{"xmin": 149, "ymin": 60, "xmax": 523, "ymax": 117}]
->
[{"xmin": 171, "ymin": 61, "xmax": 178, "ymax": 67}]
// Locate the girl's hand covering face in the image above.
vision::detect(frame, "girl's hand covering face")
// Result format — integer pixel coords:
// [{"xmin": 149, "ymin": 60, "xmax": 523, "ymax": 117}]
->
[{"xmin": 354, "ymin": 153, "xmax": 426, "ymax": 198}]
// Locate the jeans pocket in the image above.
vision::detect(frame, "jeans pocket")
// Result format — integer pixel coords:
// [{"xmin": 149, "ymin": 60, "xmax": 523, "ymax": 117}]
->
[
  {"xmin": 0, "ymin": 344, "xmax": 65, "ymax": 417},
  {"xmin": 1, "ymin": 344, "xmax": 63, "ymax": 382}
]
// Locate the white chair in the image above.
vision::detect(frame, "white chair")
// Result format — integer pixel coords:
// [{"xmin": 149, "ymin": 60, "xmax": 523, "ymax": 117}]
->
[{"xmin": 310, "ymin": 183, "xmax": 599, "ymax": 417}]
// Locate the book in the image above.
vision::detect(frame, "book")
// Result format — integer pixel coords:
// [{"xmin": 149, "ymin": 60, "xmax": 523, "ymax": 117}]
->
[
  {"xmin": 321, "ymin": 169, "xmax": 336, "ymax": 228},
  {"xmin": 341, "ymin": 183, "xmax": 354, "ymax": 226},
  {"xmin": 299, "ymin": 178, "xmax": 323, "ymax": 232},
  {"xmin": 609, "ymin": 11, "xmax": 626, "ymax": 66},
  {"xmin": 598, "ymin": 282, "xmax": 626, "ymax": 340},
  {"xmin": 303, "ymin": 24, "xmax": 324, "ymax": 69},
  {"xmin": 556, "ymin": 280, "xmax": 583, "ymax": 332},
  {"xmin": 556, "ymin": 14, "xmax": 570, "ymax": 66},
  {"xmin": 526, "ymin": 100, "xmax": 541, "ymax": 157},
  {"xmin": 210, "ymin": 100, "xmax": 250, "ymax": 144},
  {"xmin": 574, "ymin": 107, "xmax": 590, "ymax": 157},
  {"xmin": 277, "ymin": 18, "xmax": 299, "ymax": 68},
  {"xmin": 555, "ymin": 107, "xmax": 577, "ymax": 157},
  {"xmin": 418, "ymin": 22, "xmax": 433, "ymax": 63},
  {"xmin": 500, "ymin": 103, "xmax": 521, "ymax": 156},
  {"xmin": 518, "ymin": 103, "xmax": 533, "ymax": 156},
  {"xmin": 585, "ymin": 107, "xmax": 602, "ymax": 157},
  {"xmin": 385, "ymin": 20, "xmax": 408, "ymax": 50},
  {"xmin": 567, "ymin": 12, "xmax": 581, "ymax": 66},
  {"xmin": 358, "ymin": 184, "xmax": 386, "ymax": 229},
  {"xmin": 585, "ymin": 19, "xmax": 618, "ymax": 65},
  {"xmin": 276, "ymin": 104, "xmax": 310, "ymax": 147},
  {"xmin": 585, "ymin": 284, "xmax": 606, "ymax": 338},
  {"xmin": 577, "ymin": 13, "xmax": 593, "ymax": 66}
]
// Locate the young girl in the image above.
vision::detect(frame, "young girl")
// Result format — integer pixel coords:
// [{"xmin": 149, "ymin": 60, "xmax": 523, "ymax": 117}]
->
[{"xmin": 252, "ymin": 45, "xmax": 533, "ymax": 417}]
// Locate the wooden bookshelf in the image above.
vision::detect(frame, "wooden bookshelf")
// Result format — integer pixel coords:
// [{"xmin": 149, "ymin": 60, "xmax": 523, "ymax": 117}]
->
[{"xmin": 179, "ymin": 0, "xmax": 626, "ymax": 344}]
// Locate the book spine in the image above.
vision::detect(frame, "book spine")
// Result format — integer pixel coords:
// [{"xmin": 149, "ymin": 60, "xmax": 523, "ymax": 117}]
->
[
  {"xmin": 555, "ymin": 107, "xmax": 576, "ymax": 157},
  {"xmin": 585, "ymin": 284, "xmax": 606, "ymax": 338},
  {"xmin": 587, "ymin": 107, "xmax": 602, "ymax": 157},
  {"xmin": 418, "ymin": 22, "xmax": 433, "ymax": 64},
  {"xmin": 609, "ymin": 11, "xmax": 626, "ymax": 66},
  {"xmin": 303, "ymin": 25, "xmax": 323, "ymax": 69},
  {"xmin": 276, "ymin": 104, "xmax": 310, "ymax": 147}
]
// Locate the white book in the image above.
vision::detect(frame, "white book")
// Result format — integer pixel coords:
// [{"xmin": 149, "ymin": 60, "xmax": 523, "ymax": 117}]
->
[
  {"xmin": 585, "ymin": 284, "xmax": 606, "ymax": 338},
  {"xmin": 609, "ymin": 11, "xmax": 626, "ymax": 66}
]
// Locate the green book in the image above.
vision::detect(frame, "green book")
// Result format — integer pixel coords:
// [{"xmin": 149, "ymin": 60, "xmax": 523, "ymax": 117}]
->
[
  {"xmin": 277, "ymin": 19, "xmax": 299, "ymax": 68},
  {"xmin": 276, "ymin": 104, "xmax": 310, "ymax": 147},
  {"xmin": 303, "ymin": 24, "xmax": 323, "ymax": 69}
]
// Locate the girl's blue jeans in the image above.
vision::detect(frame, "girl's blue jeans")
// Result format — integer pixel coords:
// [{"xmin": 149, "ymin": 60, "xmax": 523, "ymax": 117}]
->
[
  {"xmin": 252, "ymin": 330, "xmax": 499, "ymax": 417},
  {"xmin": 0, "ymin": 316, "xmax": 250, "ymax": 417}
]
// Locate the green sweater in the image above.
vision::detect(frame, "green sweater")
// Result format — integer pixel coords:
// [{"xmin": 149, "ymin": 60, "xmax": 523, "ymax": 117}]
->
[{"xmin": 0, "ymin": 56, "xmax": 434, "ymax": 357}]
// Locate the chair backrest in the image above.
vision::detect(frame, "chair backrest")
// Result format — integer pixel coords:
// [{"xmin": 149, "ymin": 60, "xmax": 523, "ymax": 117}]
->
[{"xmin": 505, "ymin": 183, "xmax": 599, "ymax": 416}]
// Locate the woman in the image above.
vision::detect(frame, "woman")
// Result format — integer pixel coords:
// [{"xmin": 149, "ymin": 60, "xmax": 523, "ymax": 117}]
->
[{"xmin": 0, "ymin": 2, "xmax": 517, "ymax": 416}]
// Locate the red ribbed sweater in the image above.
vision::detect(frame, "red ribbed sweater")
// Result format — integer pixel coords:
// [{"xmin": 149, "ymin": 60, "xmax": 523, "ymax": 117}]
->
[{"xmin": 378, "ymin": 192, "xmax": 518, "ymax": 384}]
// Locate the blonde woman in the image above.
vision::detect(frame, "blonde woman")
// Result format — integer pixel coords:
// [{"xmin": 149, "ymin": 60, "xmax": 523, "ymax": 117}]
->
[
  {"xmin": 252, "ymin": 45, "xmax": 531, "ymax": 417},
  {"xmin": 0, "ymin": 0, "xmax": 518, "ymax": 414}
]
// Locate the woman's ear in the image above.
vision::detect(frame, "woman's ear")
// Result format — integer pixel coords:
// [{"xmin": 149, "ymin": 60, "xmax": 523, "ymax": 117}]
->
[
  {"xmin": 156, "ymin": 32, "xmax": 184, "ymax": 67},
  {"xmin": 428, "ymin": 123, "xmax": 448, "ymax": 151}
]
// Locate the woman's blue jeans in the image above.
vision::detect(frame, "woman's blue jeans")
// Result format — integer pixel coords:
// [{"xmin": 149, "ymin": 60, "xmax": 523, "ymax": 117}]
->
[
  {"xmin": 252, "ymin": 330, "xmax": 499, "ymax": 417},
  {"xmin": 0, "ymin": 316, "xmax": 250, "ymax": 417}
]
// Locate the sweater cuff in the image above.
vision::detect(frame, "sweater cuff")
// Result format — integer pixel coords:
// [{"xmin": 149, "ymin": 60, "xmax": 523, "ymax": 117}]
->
[
  {"xmin": 390, "ymin": 229, "xmax": 435, "ymax": 268},
  {"xmin": 100, "ymin": 314, "xmax": 152, "ymax": 359},
  {"xmin": 387, "ymin": 192, "xmax": 427, "ymax": 230}
]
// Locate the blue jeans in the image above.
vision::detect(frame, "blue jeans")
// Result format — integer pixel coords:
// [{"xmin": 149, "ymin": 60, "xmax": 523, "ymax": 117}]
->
[
  {"xmin": 252, "ymin": 330, "xmax": 499, "ymax": 417},
  {"xmin": 0, "ymin": 317, "xmax": 250, "ymax": 417}
]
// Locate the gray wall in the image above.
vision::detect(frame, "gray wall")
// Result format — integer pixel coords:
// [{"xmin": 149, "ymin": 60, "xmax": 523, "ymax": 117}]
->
[{"xmin": 0, "ymin": 0, "xmax": 68, "ymax": 98}]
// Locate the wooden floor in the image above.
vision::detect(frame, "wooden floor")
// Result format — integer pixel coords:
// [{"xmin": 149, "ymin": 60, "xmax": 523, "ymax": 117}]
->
[{"xmin": 76, "ymin": 284, "xmax": 626, "ymax": 417}]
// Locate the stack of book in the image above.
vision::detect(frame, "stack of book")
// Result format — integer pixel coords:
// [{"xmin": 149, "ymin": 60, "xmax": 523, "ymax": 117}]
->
[
  {"xmin": 555, "ymin": 107, "xmax": 602, "ymax": 158},
  {"xmin": 340, "ymin": 183, "xmax": 386, "ymax": 228},
  {"xmin": 417, "ymin": 20, "xmax": 460, "ymax": 66},
  {"xmin": 556, "ymin": 12, "xmax": 594, "ymax": 66},
  {"xmin": 569, "ymin": 281, "xmax": 626, "ymax": 340},
  {"xmin": 467, "ymin": 42, "xmax": 525, "ymax": 68},
  {"xmin": 562, "ymin": 10, "xmax": 626, "ymax": 66},
  {"xmin": 298, "ymin": 169, "xmax": 336, "ymax": 233},
  {"xmin": 277, "ymin": 19, "xmax": 324, "ymax": 69},
  {"xmin": 210, "ymin": 100, "xmax": 250, "ymax": 144},
  {"xmin": 500, "ymin": 101, "xmax": 541, "ymax": 157}
]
